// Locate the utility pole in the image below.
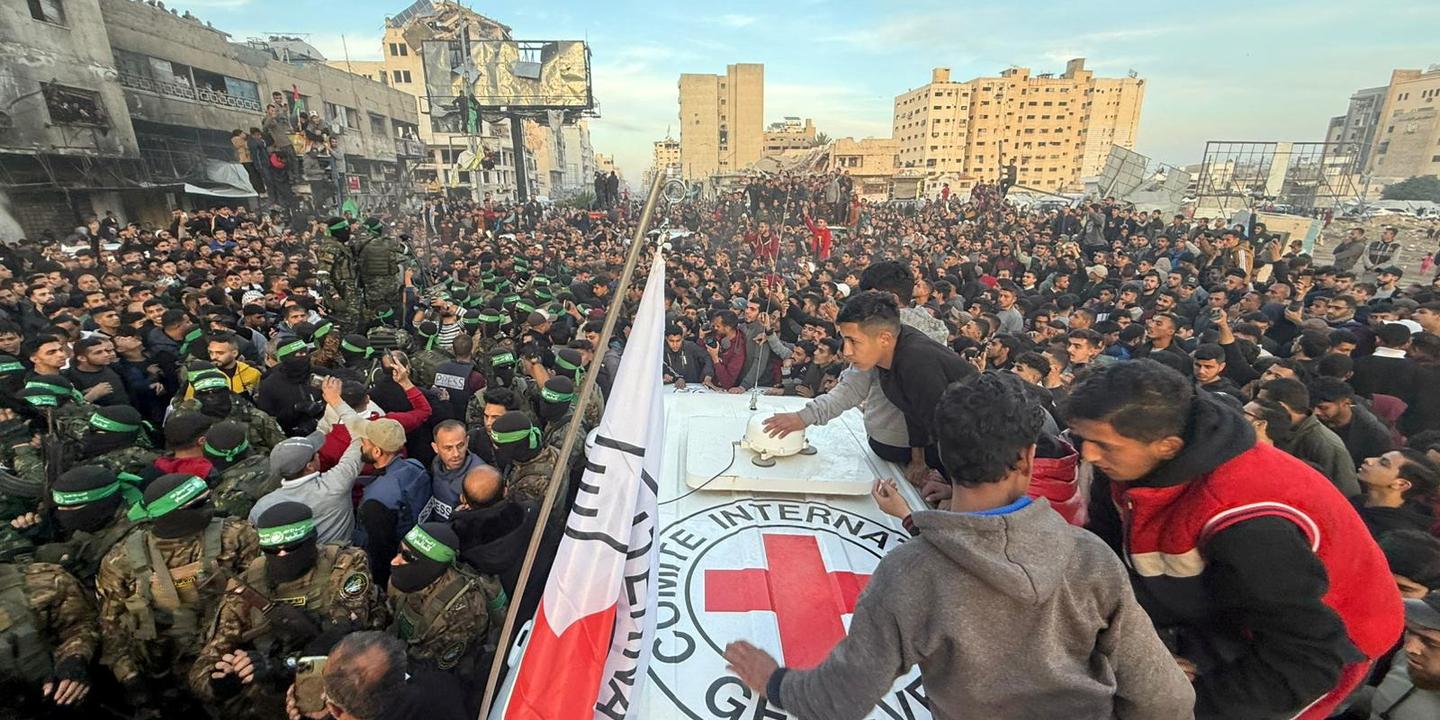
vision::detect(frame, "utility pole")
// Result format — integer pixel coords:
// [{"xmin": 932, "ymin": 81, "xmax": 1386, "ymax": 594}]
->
[{"xmin": 510, "ymin": 111, "xmax": 529, "ymax": 203}]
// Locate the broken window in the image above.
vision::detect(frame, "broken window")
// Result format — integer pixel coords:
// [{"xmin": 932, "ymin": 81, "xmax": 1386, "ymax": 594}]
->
[
  {"xmin": 42, "ymin": 83, "xmax": 106, "ymax": 126},
  {"xmin": 28, "ymin": 0, "xmax": 65, "ymax": 24}
]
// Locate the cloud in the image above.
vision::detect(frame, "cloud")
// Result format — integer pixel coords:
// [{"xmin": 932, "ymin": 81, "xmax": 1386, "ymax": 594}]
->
[{"xmin": 717, "ymin": 14, "xmax": 757, "ymax": 28}]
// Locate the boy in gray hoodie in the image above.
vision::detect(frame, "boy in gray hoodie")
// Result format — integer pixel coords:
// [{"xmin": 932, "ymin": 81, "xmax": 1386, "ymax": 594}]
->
[{"xmin": 724, "ymin": 371, "xmax": 1195, "ymax": 719}]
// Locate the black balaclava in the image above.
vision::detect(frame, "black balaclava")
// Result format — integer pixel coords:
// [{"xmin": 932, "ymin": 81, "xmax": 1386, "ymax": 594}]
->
[
  {"xmin": 489, "ymin": 349, "xmax": 517, "ymax": 387},
  {"xmin": 537, "ymin": 376, "xmax": 576, "ymax": 424},
  {"xmin": 256, "ymin": 501, "xmax": 319, "ymax": 585},
  {"xmin": 391, "ymin": 522, "xmax": 458, "ymax": 593},
  {"xmin": 52, "ymin": 465, "xmax": 132, "ymax": 534},
  {"xmin": 192, "ymin": 372, "xmax": 234, "ymax": 419},
  {"xmin": 489, "ymin": 411, "xmax": 542, "ymax": 469},
  {"xmin": 340, "ymin": 334, "xmax": 373, "ymax": 367},
  {"xmin": 203, "ymin": 420, "xmax": 251, "ymax": 472},
  {"xmin": 554, "ymin": 348, "xmax": 585, "ymax": 384},
  {"xmin": 276, "ymin": 337, "xmax": 313, "ymax": 382},
  {"xmin": 417, "ymin": 320, "xmax": 440, "ymax": 352},
  {"xmin": 325, "ymin": 216, "xmax": 351, "ymax": 243},
  {"xmin": 135, "ymin": 473, "xmax": 214, "ymax": 539},
  {"xmin": 81, "ymin": 404, "xmax": 144, "ymax": 458}
]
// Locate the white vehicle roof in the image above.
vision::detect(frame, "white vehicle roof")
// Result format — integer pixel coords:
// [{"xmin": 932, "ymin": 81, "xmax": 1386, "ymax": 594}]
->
[{"xmin": 493, "ymin": 389, "xmax": 933, "ymax": 719}]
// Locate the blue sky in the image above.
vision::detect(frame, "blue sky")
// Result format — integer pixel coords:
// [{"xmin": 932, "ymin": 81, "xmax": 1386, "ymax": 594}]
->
[{"xmin": 174, "ymin": 0, "xmax": 1439, "ymax": 181}]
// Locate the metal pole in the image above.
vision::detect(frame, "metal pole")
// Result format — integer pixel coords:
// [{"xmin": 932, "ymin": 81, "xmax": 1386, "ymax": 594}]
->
[
  {"xmin": 475, "ymin": 171, "xmax": 666, "ymax": 720},
  {"xmin": 510, "ymin": 113, "xmax": 529, "ymax": 204}
]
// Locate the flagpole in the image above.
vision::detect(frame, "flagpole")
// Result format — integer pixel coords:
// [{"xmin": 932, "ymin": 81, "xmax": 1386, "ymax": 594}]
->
[{"xmin": 477, "ymin": 171, "xmax": 668, "ymax": 720}]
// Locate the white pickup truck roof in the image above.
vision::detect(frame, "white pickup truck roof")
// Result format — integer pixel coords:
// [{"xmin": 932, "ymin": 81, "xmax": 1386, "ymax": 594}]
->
[{"xmin": 634, "ymin": 389, "xmax": 933, "ymax": 720}]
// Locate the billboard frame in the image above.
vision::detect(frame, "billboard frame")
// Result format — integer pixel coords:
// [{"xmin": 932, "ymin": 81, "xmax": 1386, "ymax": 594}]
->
[{"xmin": 422, "ymin": 38, "xmax": 595, "ymax": 114}]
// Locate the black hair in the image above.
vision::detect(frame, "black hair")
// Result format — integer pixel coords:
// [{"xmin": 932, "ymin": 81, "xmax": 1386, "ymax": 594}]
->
[
  {"xmin": 1260, "ymin": 377, "xmax": 1310, "ymax": 413},
  {"xmin": 835, "ymin": 290, "xmax": 900, "ymax": 333},
  {"xmin": 482, "ymin": 387, "xmax": 517, "ymax": 409},
  {"xmin": 1247, "ymin": 398, "xmax": 1295, "ymax": 446},
  {"xmin": 1315, "ymin": 353, "xmax": 1353, "ymax": 379},
  {"xmin": 1378, "ymin": 530, "xmax": 1440, "ymax": 590},
  {"xmin": 932, "ymin": 372, "xmax": 1044, "ymax": 487},
  {"xmin": 1060, "ymin": 359, "xmax": 1193, "ymax": 442},
  {"xmin": 1308, "ymin": 376, "xmax": 1355, "ymax": 405},
  {"xmin": 1375, "ymin": 323, "xmax": 1411, "ymax": 348},
  {"xmin": 857, "ymin": 261, "xmax": 914, "ymax": 299},
  {"xmin": 1014, "ymin": 351, "xmax": 1051, "ymax": 377},
  {"xmin": 1192, "ymin": 343, "xmax": 1225, "ymax": 363}
]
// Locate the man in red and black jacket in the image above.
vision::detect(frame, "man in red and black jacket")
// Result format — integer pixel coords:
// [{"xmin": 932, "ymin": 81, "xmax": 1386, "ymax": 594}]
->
[{"xmin": 1063, "ymin": 360, "xmax": 1403, "ymax": 719}]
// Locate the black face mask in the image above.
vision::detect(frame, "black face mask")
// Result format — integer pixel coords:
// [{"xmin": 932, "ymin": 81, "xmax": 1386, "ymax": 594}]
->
[
  {"xmin": 81, "ymin": 431, "xmax": 134, "ymax": 459},
  {"xmin": 541, "ymin": 400, "xmax": 567, "ymax": 420},
  {"xmin": 197, "ymin": 393, "xmax": 232, "ymax": 419},
  {"xmin": 279, "ymin": 356, "xmax": 312, "ymax": 381},
  {"xmin": 265, "ymin": 540, "xmax": 318, "ymax": 585},
  {"xmin": 56, "ymin": 495, "xmax": 121, "ymax": 534},
  {"xmin": 390, "ymin": 555, "xmax": 447, "ymax": 593},
  {"xmin": 492, "ymin": 364, "xmax": 515, "ymax": 387},
  {"xmin": 152, "ymin": 505, "xmax": 214, "ymax": 539}
]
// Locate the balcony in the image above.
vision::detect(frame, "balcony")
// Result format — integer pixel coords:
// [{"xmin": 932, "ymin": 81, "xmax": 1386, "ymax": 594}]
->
[
  {"xmin": 118, "ymin": 72, "xmax": 262, "ymax": 112},
  {"xmin": 394, "ymin": 137, "xmax": 427, "ymax": 158}
]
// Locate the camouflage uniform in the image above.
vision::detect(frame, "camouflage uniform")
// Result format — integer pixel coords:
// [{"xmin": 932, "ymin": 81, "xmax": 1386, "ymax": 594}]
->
[
  {"xmin": 387, "ymin": 564, "xmax": 506, "ymax": 682},
  {"xmin": 0, "ymin": 562, "xmax": 99, "ymax": 691},
  {"xmin": 409, "ymin": 346, "xmax": 453, "ymax": 390},
  {"xmin": 316, "ymin": 236, "xmax": 364, "ymax": 334},
  {"xmin": 173, "ymin": 397, "xmax": 288, "ymax": 453},
  {"xmin": 210, "ymin": 455, "xmax": 278, "ymax": 520},
  {"xmin": 95, "ymin": 517, "xmax": 259, "ymax": 688},
  {"xmin": 189, "ymin": 544, "xmax": 383, "ymax": 708},
  {"xmin": 504, "ymin": 445, "xmax": 566, "ymax": 525},
  {"xmin": 366, "ymin": 325, "xmax": 412, "ymax": 354},
  {"xmin": 356, "ymin": 232, "xmax": 406, "ymax": 326},
  {"xmin": 10, "ymin": 444, "xmax": 158, "ymax": 500},
  {"xmin": 0, "ymin": 507, "xmax": 135, "ymax": 589}
]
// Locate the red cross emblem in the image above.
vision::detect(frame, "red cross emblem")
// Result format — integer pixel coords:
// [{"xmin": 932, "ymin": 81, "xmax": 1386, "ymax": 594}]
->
[{"xmin": 704, "ymin": 533, "xmax": 871, "ymax": 668}]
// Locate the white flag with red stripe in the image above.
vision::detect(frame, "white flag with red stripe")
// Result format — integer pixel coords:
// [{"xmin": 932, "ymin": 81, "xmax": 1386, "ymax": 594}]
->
[{"xmin": 503, "ymin": 250, "xmax": 665, "ymax": 720}]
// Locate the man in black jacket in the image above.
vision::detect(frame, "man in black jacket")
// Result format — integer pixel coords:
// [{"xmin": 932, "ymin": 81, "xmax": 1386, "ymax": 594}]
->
[
  {"xmin": 834, "ymin": 291, "xmax": 974, "ymax": 486},
  {"xmin": 662, "ymin": 324, "xmax": 712, "ymax": 386}
]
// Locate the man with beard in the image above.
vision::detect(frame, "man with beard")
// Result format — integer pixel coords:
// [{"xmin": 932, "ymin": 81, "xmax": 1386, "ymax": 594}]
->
[
  {"xmin": 490, "ymin": 411, "xmax": 564, "ymax": 525},
  {"xmin": 203, "ymin": 420, "xmax": 277, "ymax": 519},
  {"xmin": 203, "ymin": 333, "xmax": 262, "ymax": 396},
  {"xmin": 355, "ymin": 418, "xmax": 431, "ymax": 589},
  {"xmin": 418, "ymin": 420, "xmax": 489, "ymax": 524},
  {"xmin": 66, "ymin": 336, "xmax": 127, "ymax": 406},
  {"xmin": 96, "ymin": 473, "xmax": 259, "ymax": 713},
  {"xmin": 386, "ymin": 522, "xmax": 507, "ymax": 702},
  {"xmin": 1355, "ymin": 591, "xmax": 1440, "ymax": 719},
  {"xmin": 190, "ymin": 502, "xmax": 381, "ymax": 714},
  {"xmin": 664, "ymin": 323, "xmax": 713, "ymax": 387},
  {"xmin": 256, "ymin": 336, "xmax": 323, "ymax": 437},
  {"xmin": 177, "ymin": 370, "xmax": 286, "ymax": 453}
]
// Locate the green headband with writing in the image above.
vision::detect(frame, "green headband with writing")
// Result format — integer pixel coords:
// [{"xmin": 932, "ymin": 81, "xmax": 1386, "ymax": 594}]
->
[
  {"xmin": 462, "ymin": 315, "xmax": 482, "ymax": 327},
  {"xmin": 0, "ymin": 361, "xmax": 23, "ymax": 375},
  {"xmin": 276, "ymin": 339, "xmax": 309, "ymax": 359},
  {"xmin": 534, "ymin": 289, "xmax": 553, "ymax": 302},
  {"xmin": 257, "ymin": 518, "xmax": 316, "ymax": 548},
  {"xmin": 531, "ymin": 277, "xmax": 550, "ymax": 287},
  {"xmin": 403, "ymin": 525, "xmax": 456, "ymax": 564},
  {"xmin": 204, "ymin": 437, "xmax": 249, "ymax": 462},
  {"xmin": 490, "ymin": 351, "xmax": 516, "ymax": 367},
  {"xmin": 375, "ymin": 308, "xmax": 395, "ymax": 320},
  {"xmin": 328, "ymin": 219, "xmax": 349, "ymax": 233},
  {"xmin": 53, "ymin": 478, "xmax": 143, "ymax": 507},
  {"xmin": 25, "ymin": 380, "xmax": 83, "ymax": 403},
  {"xmin": 478, "ymin": 312, "xmax": 505, "ymax": 324},
  {"xmin": 192, "ymin": 375, "xmax": 229, "ymax": 393},
  {"xmin": 540, "ymin": 387, "xmax": 575, "ymax": 404},
  {"xmin": 312, "ymin": 322, "xmax": 334, "ymax": 340},
  {"xmin": 24, "ymin": 393, "xmax": 58, "ymax": 407},
  {"xmin": 515, "ymin": 301, "xmax": 536, "ymax": 314},
  {"xmin": 501, "ymin": 294, "xmax": 521, "ymax": 307},
  {"xmin": 555, "ymin": 354, "xmax": 583, "ymax": 374},
  {"xmin": 127, "ymin": 475, "xmax": 207, "ymax": 522},
  {"xmin": 490, "ymin": 425, "xmax": 539, "ymax": 450},
  {"xmin": 90, "ymin": 413, "xmax": 140, "ymax": 434},
  {"xmin": 341, "ymin": 339, "xmax": 373, "ymax": 357}
]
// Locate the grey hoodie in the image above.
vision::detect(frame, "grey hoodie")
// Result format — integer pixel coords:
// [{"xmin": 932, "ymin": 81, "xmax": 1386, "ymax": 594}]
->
[{"xmin": 776, "ymin": 499, "xmax": 1195, "ymax": 720}]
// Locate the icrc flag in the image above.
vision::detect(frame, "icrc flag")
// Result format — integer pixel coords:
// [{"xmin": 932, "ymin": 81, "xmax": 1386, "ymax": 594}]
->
[{"xmin": 504, "ymin": 250, "xmax": 665, "ymax": 720}]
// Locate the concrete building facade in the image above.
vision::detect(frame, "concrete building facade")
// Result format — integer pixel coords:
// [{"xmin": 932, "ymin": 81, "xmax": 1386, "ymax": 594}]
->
[
  {"xmin": 892, "ymin": 59, "xmax": 1144, "ymax": 192},
  {"xmin": 1324, "ymin": 86, "xmax": 1387, "ymax": 170},
  {"xmin": 830, "ymin": 137, "xmax": 899, "ymax": 200},
  {"xmin": 1368, "ymin": 67, "xmax": 1440, "ymax": 182},
  {"xmin": 764, "ymin": 117, "xmax": 817, "ymax": 155},
  {"xmin": 678, "ymin": 63, "xmax": 763, "ymax": 180},
  {"xmin": 1, "ymin": 0, "xmax": 422, "ymax": 239}
]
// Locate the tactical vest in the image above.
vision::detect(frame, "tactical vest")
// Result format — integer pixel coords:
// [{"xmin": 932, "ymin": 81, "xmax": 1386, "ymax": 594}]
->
[
  {"xmin": 430, "ymin": 360, "xmax": 476, "ymax": 422},
  {"xmin": 366, "ymin": 327, "xmax": 412, "ymax": 353},
  {"xmin": 212, "ymin": 455, "xmax": 279, "ymax": 519},
  {"xmin": 238, "ymin": 544, "xmax": 342, "ymax": 655},
  {"xmin": 0, "ymin": 564, "xmax": 55, "ymax": 683},
  {"xmin": 356, "ymin": 236, "xmax": 399, "ymax": 286},
  {"xmin": 34, "ymin": 517, "xmax": 134, "ymax": 585},
  {"xmin": 116, "ymin": 521, "xmax": 226, "ymax": 649},
  {"xmin": 391, "ymin": 566, "xmax": 507, "ymax": 670}
]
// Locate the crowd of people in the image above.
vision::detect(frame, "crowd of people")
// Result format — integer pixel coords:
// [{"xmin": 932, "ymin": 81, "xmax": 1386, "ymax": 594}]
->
[{"xmin": 0, "ymin": 166, "xmax": 1439, "ymax": 719}]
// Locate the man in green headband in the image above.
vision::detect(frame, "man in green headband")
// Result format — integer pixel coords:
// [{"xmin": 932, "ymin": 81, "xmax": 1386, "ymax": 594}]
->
[
  {"xmin": 387, "ymin": 522, "xmax": 507, "ymax": 687},
  {"xmin": 315, "ymin": 217, "xmax": 364, "ymax": 334},
  {"xmin": 190, "ymin": 501, "xmax": 381, "ymax": 710},
  {"xmin": 175, "ymin": 370, "xmax": 287, "ymax": 453},
  {"xmin": 356, "ymin": 217, "xmax": 408, "ymax": 331},
  {"xmin": 0, "ymin": 464, "xmax": 139, "ymax": 587},
  {"xmin": 204, "ymin": 420, "xmax": 278, "ymax": 519},
  {"xmin": 95, "ymin": 473, "xmax": 259, "ymax": 712},
  {"xmin": 409, "ymin": 320, "xmax": 453, "ymax": 388},
  {"xmin": 489, "ymin": 411, "xmax": 567, "ymax": 525}
]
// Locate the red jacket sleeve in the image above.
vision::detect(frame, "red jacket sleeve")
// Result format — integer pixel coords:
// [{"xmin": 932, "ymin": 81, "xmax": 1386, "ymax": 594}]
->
[
  {"xmin": 713, "ymin": 340, "xmax": 747, "ymax": 389},
  {"xmin": 317, "ymin": 425, "xmax": 351, "ymax": 472},
  {"xmin": 386, "ymin": 385, "xmax": 433, "ymax": 432}
]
